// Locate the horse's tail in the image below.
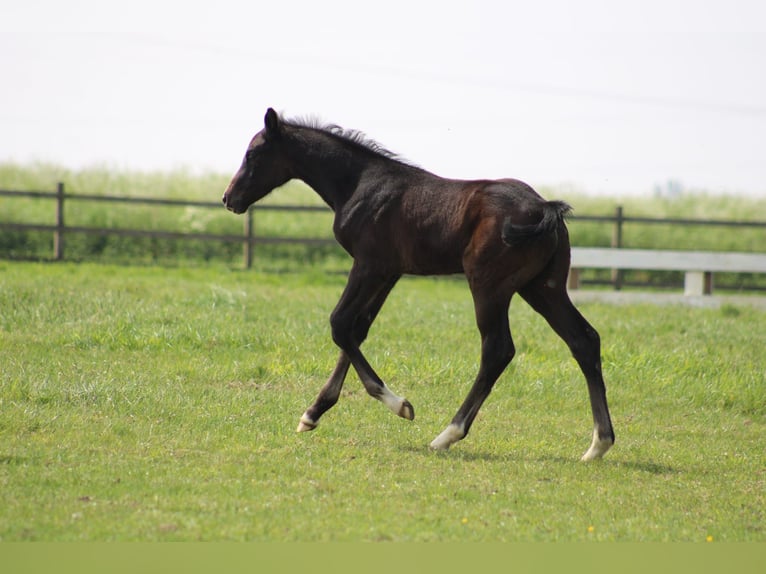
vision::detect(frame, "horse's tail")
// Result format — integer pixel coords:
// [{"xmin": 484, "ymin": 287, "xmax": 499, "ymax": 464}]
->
[{"xmin": 501, "ymin": 200, "xmax": 572, "ymax": 247}]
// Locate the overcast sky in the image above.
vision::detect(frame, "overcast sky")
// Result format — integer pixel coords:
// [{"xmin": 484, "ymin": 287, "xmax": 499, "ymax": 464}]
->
[{"xmin": 2, "ymin": 0, "xmax": 765, "ymax": 196}]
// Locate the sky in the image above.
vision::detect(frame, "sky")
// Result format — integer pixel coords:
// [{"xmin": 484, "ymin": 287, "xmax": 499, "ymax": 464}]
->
[{"xmin": 2, "ymin": 0, "xmax": 765, "ymax": 196}]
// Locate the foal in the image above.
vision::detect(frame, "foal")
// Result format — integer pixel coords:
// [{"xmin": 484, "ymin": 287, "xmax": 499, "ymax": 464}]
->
[{"xmin": 223, "ymin": 108, "xmax": 614, "ymax": 460}]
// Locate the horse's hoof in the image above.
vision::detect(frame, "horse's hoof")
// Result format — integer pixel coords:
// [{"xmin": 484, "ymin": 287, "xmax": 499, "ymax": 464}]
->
[
  {"xmin": 429, "ymin": 423, "xmax": 464, "ymax": 450},
  {"xmin": 398, "ymin": 399, "xmax": 415, "ymax": 421},
  {"xmin": 296, "ymin": 415, "xmax": 317, "ymax": 433},
  {"xmin": 429, "ymin": 437, "xmax": 451, "ymax": 451},
  {"xmin": 580, "ymin": 432, "xmax": 614, "ymax": 461}
]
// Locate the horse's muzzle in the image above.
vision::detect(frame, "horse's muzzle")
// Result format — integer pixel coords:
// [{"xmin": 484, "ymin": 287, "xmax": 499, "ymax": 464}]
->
[{"xmin": 222, "ymin": 193, "xmax": 246, "ymax": 214}]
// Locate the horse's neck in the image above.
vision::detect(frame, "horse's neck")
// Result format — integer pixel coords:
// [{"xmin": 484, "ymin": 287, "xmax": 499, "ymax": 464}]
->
[{"xmin": 288, "ymin": 135, "xmax": 363, "ymax": 211}]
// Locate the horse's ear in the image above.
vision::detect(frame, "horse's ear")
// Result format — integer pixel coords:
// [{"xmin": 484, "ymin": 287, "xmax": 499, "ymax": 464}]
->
[{"xmin": 264, "ymin": 108, "xmax": 281, "ymax": 138}]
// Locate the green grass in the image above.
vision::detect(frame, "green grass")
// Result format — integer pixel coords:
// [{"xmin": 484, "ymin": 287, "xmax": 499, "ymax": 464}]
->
[{"xmin": 1, "ymin": 262, "xmax": 764, "ymax": 541}]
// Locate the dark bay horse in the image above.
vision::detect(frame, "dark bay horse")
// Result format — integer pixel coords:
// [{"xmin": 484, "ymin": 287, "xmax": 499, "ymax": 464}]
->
[{"xmin": 223, "ymin": 108, "xmax": 614, "ymax": 460}]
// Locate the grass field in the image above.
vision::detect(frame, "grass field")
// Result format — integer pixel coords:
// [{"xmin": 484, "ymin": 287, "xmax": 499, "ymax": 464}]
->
[{"xmin": 1, "ymin": 261, "xmax": 764, "ymax": 541}]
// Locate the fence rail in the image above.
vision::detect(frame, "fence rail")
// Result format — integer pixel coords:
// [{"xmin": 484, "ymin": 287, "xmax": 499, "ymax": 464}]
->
[
  {"xmin": 2, "ymin": 184, "xmax": 766, "ymax": 288},
  {"xmin": 0, "ymin": 184, "xmax": 336, "ymax": 268}
]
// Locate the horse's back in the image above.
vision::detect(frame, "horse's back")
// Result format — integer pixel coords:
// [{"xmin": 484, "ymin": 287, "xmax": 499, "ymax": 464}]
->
[{"xmin": 348, "ymin": 170, "xmax": 564, "ymax": 277}]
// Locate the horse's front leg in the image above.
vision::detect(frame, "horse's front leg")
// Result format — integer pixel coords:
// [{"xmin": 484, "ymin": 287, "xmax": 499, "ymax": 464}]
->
[
  {"xmin": 333, "ymin": 265, "xmax": 413, "ymax": 420},
  {"xmin": 297, "ymin": 265, "xmax": 410, "ymax": 431},
  {"xmin": 297, "ymin": 351, "xmax": 351, "ymax": 432},
  {"xmin": 343, "ymin": 343, "xmax": 414, "ymax": 420}
]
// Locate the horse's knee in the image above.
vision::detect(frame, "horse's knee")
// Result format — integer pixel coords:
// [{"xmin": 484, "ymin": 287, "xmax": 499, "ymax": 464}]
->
[
  {"xmin": 499, "ymin": 337, "xmax": 515, "ymax": 367},
  {"xmin": 332, "ymin": 305, "xmax": 376, "ymax": 347},
  {"xmin": 351, "ymin": 313, "xmax": 373, "ymax": 345},
  {"xmin": 330, "ymin": 311, "xmax": 353, "ymax": 349},
  {"xmin": 483, "ymin": 333, "xmax": 515, "ymax": 378}
]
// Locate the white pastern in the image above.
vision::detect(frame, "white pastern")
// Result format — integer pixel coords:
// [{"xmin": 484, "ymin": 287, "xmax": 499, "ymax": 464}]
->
[
  {"xmin": 296, "ymin": 413, "xmax": 317, "ymax": 433},
  {"xmin": 581, "ymin": 428, "xmax": 613, "ymax": 461},
  {"xmin": 429, "ymin": 423, "xmax": 465, "ymax": 451},
  {"xmin": 379, "ymin": 388, "xmax": 413, "ymax": 420}
]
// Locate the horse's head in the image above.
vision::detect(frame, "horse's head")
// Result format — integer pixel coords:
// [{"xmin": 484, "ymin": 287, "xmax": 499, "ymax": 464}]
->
[{"xmin": 222, "ymin": 108, "xmax": 293, "ymax": 214}]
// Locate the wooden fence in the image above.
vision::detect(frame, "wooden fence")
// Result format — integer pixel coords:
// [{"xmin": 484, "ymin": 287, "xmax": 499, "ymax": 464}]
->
[
  {"xmin": 0, "ymin": 183, "xmax": 335, "ymax": 268},
  {"xmin": 2, "ymin": 183, "xmax": 765, "ymax": 287}
]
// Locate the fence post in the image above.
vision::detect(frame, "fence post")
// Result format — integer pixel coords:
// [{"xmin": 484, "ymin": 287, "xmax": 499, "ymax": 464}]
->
[
  {"xmin": 53, "ymin": 182, "xmax": 65, "ymax": 260},
  {"xmin": 243, "ymin": 206, "xmax": 254, "ymax": 268},
  {"xmin": 611, "ymin": 205, "xmax": 623, "ymax": 290}
]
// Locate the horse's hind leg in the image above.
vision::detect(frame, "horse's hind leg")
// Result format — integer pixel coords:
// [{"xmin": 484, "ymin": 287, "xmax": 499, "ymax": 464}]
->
[
  {"xmin": 520, "ymin": 281, "xmax": 615, "ymax": 461},
  {"xmin": 431, "ymin": 294, "xmax": 514, "ymax": 450}
]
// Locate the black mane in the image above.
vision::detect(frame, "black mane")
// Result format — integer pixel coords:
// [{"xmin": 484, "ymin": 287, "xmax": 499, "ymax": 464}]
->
[{"xmin": 281, "ymin": 114, "xmax": 413, "ymax": 166}]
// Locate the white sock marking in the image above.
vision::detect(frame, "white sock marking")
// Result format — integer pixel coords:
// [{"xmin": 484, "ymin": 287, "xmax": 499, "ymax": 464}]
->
[
  {"xmin": 581, "ymin": 427, "xmax": 613, "ymax": 461},
  {"xmin": 430, "ymin": 423, "xmax": 465, "ymax": 450}
]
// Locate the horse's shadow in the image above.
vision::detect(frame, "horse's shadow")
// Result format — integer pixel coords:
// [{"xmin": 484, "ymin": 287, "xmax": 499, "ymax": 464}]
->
[{"xmin": 401, "ymin": 444, "xmax": 679, "ymax": 475}]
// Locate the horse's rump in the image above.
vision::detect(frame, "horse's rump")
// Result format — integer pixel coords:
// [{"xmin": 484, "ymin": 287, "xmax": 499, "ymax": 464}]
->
[{"xmin": 501, "ymin": 200, "xmax": 572, "ymax": 247}]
